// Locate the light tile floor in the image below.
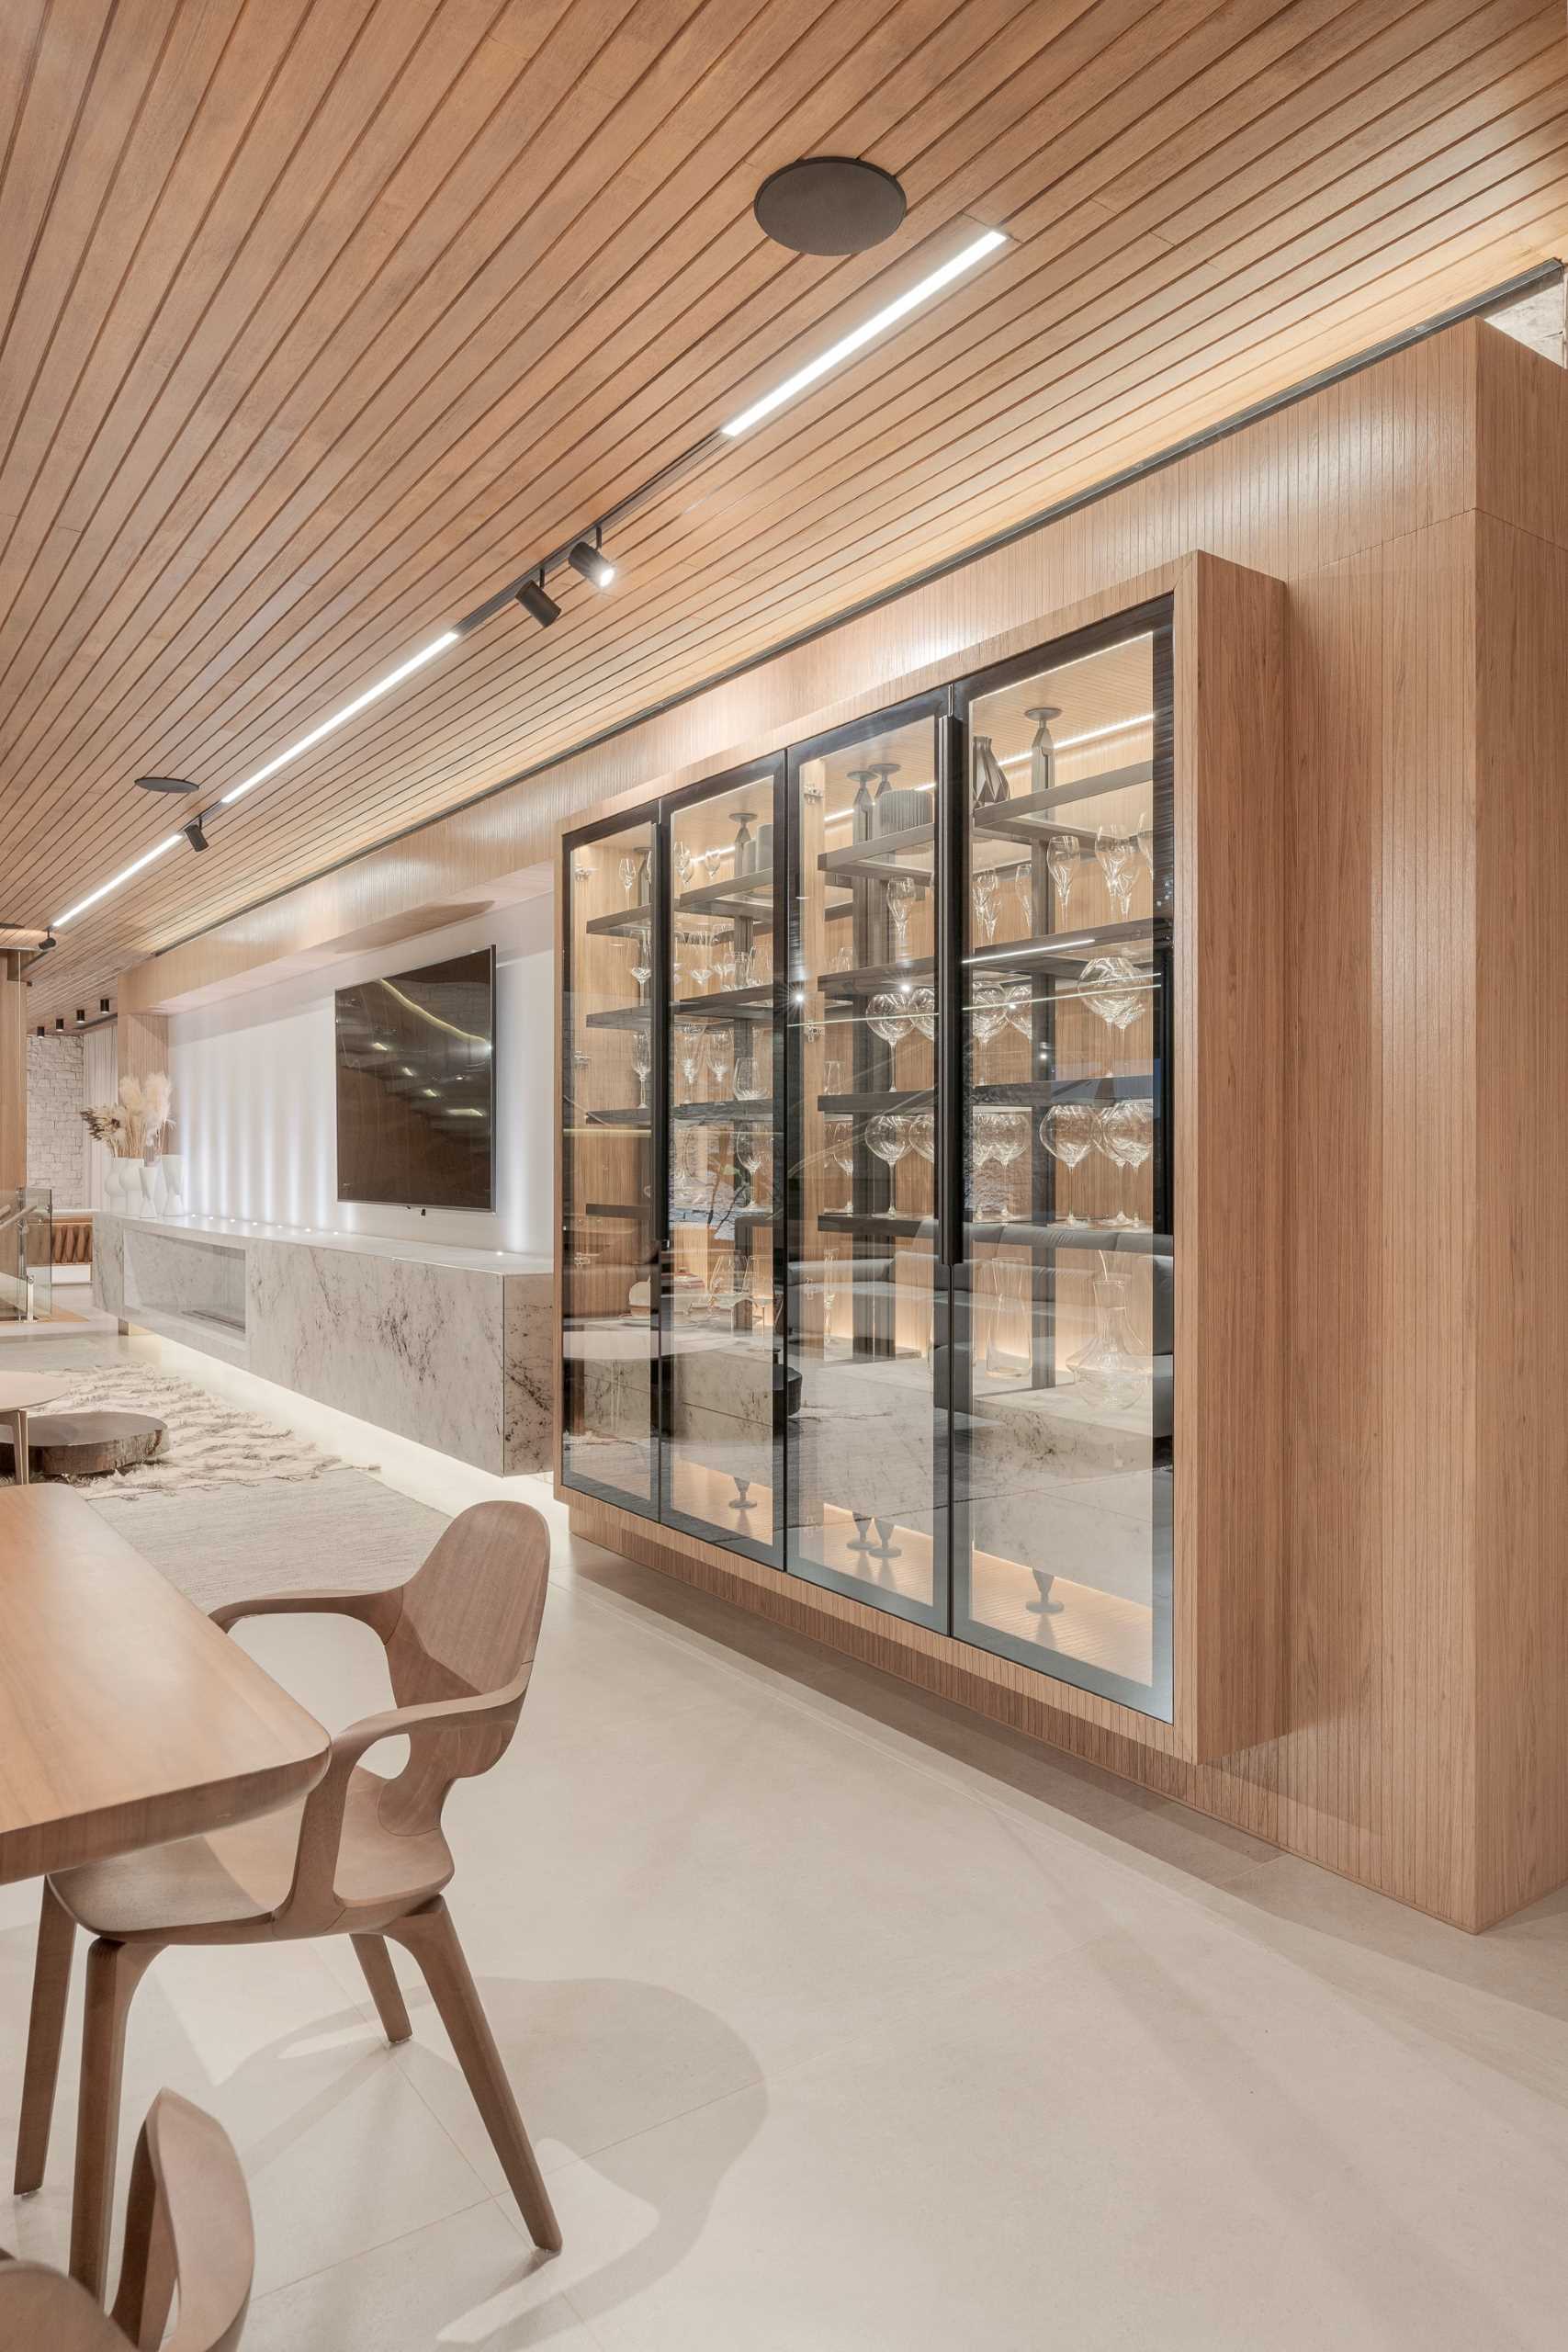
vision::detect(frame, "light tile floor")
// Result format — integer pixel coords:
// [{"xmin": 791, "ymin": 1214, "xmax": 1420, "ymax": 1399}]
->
[{"xmin": 3, "ymin": 1328, "xmax": 1567, "ymax": 2346}]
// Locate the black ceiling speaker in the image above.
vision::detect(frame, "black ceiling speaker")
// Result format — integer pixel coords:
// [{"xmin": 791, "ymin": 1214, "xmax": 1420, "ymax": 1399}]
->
[
  {"xmin": 135, "ymin": 775, "xmax": 199, "ymax": 795},
  {"xmin": 754, "ymin": 156, "xmax": 906, "ymax": 255}
]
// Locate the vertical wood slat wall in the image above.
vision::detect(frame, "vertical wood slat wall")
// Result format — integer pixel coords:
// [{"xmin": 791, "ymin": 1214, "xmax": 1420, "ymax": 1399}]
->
[{"xmin": 128, "ymin": 314, "xmax": 1568, "ymax": 1929}]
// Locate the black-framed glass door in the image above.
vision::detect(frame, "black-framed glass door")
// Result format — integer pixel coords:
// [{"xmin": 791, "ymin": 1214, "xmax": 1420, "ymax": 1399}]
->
[
  {"xmin": 660, "ymin": 759, "xmax": 786, "ymax": 1565},
  {"xmin": 950, "ymin": 604, "xmax": 1176, "ymax": 1716},
  {"xmin": 783, "ymin": 694, "xmax": 951, "ymax": 1630},
  {"xmin": 560, "ymin": 808, "xmax": 662, "ymax": 1517}
]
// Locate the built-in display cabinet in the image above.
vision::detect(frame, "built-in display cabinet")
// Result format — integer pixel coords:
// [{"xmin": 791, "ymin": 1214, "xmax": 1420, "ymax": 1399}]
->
[{"xmin": 560, "ymin": 563, "xmax": 1282, "ymax": 1763}]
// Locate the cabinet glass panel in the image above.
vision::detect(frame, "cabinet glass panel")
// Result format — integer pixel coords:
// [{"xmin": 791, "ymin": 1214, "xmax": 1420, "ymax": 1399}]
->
[
  {"xmin": 662, "ymin": 765, "xmax": 784, "ymax": 1562},
  {"xmin": 561, "ymin": 816, "xmax": 660, "ymax": 1512},
  {"xmin": 953, "ymin": 614, "xmax": 1174, "ymax": 1715},
  {"xmin": 785, "ymin": 703, "xmax": 948, "ymax": 1628}
]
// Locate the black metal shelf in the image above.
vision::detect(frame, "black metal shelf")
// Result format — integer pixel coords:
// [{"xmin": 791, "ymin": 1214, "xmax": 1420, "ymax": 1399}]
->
[
  {"xmin": 584, "ymin": 906, "xmax": 653, "ymax": 938},
  {"xmin": 584, "ymin": 1003, "xmax": 651, "ymax": 1032},
  {"xmin": 671, "ymin": 986, "xmax": 774, "ymax": 1023},
  {"xmin": 818, "ymin": 1088, "xmax": 936, "ymax": 1118},
  {"xmin": 674, "ymin": 866, "xmax": 775, "ymax": 921},
  {"xmin": 971, "ymin": 758, "xmax": 1155, "ymax": 845},
  {"xmin": 817, "ymin": 1210, "xmax": 936, "ymax": 1241},
  {"xmin": 585, "ymin": 1107, "xmax": 651, "ymax": 1128},
  {"xmin": 671, "ymin": 1098, "xmax": 775, "ymax": 1125}
]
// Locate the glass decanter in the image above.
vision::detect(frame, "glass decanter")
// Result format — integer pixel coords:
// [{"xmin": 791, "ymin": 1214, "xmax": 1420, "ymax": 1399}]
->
[{"xmin": 1066, "ymin": 1265, "xmax": 1150, "ymax": 1412}]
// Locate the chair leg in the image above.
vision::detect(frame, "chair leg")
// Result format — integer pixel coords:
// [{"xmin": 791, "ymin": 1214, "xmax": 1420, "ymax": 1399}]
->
[
  {"xmin": 389, "ymin": 1900, "xmax": 560, "ymax": 2253},
  {"xmin": 109, "ymin": 2113, "xmax": 175, "ymax": 2352},
  {"xmin": 352, "ymin": 1933, "xmax": 412, "ymax": 2044},
  {"xmin": 70, "ymin": 1938, "xmax": 159, "ymax": 2301},
  {"xmin": 14, "ymin": 1881, "xmax": 76, "ymax": 2195}
]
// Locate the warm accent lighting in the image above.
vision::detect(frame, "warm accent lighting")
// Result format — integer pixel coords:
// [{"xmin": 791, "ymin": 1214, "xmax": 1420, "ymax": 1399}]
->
[
  {"xmin": 53, "ymin": 831, "xmax": 182, "ymax": 928},
  {"xmin": 567, "ymin": 538, "xmax": 615, "ymax": 590},
  {"xmin": 721, "ymin": 228, "xmax": 1009, "ymax": 438}
]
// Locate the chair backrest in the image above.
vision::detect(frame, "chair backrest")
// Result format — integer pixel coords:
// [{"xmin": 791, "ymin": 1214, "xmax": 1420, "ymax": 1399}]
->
[
  {"xmin": 378, "ymin": 1499, "xmax": 550, "ymax": 1833},
  {"xmin": 0, "ymin": 2089, "xmax": 252, "ymax": 2352}
]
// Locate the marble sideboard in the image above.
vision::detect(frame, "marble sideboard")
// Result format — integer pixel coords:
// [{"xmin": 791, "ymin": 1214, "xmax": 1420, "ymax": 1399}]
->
[{"xmin": 93, "ymin": 1213, "xmax": 552, "ymax": 1475}]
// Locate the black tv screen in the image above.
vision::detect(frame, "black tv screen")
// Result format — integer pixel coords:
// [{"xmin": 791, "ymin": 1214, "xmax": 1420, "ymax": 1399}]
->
[{"xmin": 334, "ymin": 948, "xmax": 496, "ymax": 1210}]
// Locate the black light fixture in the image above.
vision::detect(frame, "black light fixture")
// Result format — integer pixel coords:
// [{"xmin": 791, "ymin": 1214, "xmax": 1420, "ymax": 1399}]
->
[
  {"xmin": 99, "ymin": 997, "xmax": 110, "ymax": 1013},
  {"xmin": 54, "ymin": 1016, "xmax": 63, "ymax": 1031},
  {"xmin": 36, "ymin": 1024, "xmax": 43, "ymax": 1036},
  {"xmin": 75, "ymin": 1008, "xmax": 85, "ymax": 1026},
  {"xmin": 182, "ymin": 814, "xmax": 209, "ymax": 854},
  {"xmin": 515, "ymin": 574, "xmax": 560, "ymax": 628},
  {"xmin": 134, "ymin": 775, "xmax": 199, "ymax": 795},
  {"xmin": 567, "ymin": 534, "xmax": 615, "ymax": 590}
]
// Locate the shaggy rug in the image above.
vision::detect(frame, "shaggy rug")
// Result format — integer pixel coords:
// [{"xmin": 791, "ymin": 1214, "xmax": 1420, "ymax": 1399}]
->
[{"xmin": 0, "ymin": 1360, "xmax": 352, "ymax": 1497}]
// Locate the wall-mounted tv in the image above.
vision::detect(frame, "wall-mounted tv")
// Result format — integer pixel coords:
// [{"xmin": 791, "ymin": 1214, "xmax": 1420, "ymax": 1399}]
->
[{"xmin": 334, "ymin": 947, "xmax": 496, "ymax": 1210}]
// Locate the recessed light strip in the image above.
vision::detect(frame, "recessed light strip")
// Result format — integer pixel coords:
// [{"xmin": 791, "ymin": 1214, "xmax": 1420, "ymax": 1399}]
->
[
  {"xmin": 220, "ymin": 630, "xmax": 460, "ymax": 808},
  {"xmin": 53, "ymin": 832, "xmax": 183, "ymax": 929},
  {"xmin": 721, "ymin": 228, "xmax": 1008, "ymax": 439}
]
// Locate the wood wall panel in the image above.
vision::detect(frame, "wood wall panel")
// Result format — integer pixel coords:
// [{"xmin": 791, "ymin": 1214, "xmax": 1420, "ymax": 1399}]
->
[{"xmin": 0, "ymin": 955, "xmax": 26, "ymax": 1191}]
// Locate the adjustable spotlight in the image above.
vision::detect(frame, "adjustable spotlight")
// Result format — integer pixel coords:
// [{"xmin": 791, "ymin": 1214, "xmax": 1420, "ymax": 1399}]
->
[
  {"xmin": 567, "ymin": 536, "xmax": 615, "ymax": 590},
  {"xmin": 36, "ymin": 1024, "xmax": 43, "ymax": 1037},
  {"xmin": 182, "ymin": 814, "xmax": 209, "ymax": 854},
  {"xmin": 515, "ymin": 574, "xmax": 560, "ymax": 628},
  {"xmin": 134, "ymin": 775, "xmax": 199, "ymax": 796},
  {"xmin": 54, "ymin": 1016, "xmax": 63, "ymax": 1031},
  {"xmin": 99, "ymin": 997, "xmax": 109, "ymax": 1013},
  {"xmin": 75, "ymin": 1009, "xmax": 85, "ymax": 1026}
]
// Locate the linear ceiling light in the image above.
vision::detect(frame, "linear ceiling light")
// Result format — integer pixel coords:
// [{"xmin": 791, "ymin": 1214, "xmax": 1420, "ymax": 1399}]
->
[
  {"xmin": 721, "ymin": 227, "xmax": 1008, "ymax": 439},
  {"xmin": 220, "ymin": 630, "xmax": 459, "ymax": 808},
  {"xmin": 53, "ymin": 830, "xmax": 182, "ymax": 928}
]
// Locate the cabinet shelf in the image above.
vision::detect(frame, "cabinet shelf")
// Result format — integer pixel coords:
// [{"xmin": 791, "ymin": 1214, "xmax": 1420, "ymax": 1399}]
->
[
  {"xmin": 671, "ymin": 1099, "xmax": 775, "ymax": 1125},
  {"xmin": 671, "ymin": 987, "xmax": 774, "ymax": 1023},
  {"xmin": 584, "ymin": 907, "xmax": 654, "ymax": 939},
  {"xmin": 584, "ymin": 1003, "xmax": 651, "ymax": 1032},
  {"xmin": 585, "ymin": 1107, "xmax": 651, "ymax": 1128},
  {"xmin": 675, "ymin": 866, "xmax": 776, "ymax": 922},
  {"xmin": 971, "ymin": 758, "xmax": 1155, "ymax": 844}
]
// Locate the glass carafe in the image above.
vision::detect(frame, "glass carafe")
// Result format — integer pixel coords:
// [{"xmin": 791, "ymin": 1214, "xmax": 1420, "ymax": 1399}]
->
[{"xmin": 1066, "ymin": 1265, "xmax": 1150, "ymax": 1412}]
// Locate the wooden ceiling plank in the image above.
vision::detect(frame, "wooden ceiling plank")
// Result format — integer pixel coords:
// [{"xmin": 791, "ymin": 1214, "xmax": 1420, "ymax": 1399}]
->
[{"xmin": 0, "ymin": 0, "xmax": 118, "ymax": 358}]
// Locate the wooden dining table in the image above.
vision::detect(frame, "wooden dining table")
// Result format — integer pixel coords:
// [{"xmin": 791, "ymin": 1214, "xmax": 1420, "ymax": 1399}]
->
[{"xmin": 0, "ymin": 1484, "xmax": 329, "ymax": 1889}]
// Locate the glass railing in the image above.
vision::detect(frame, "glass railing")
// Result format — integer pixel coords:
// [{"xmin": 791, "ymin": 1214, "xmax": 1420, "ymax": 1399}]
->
[{"xmin": 0, "ymin": 1187, "xmax": 53, "ymax": 1322}]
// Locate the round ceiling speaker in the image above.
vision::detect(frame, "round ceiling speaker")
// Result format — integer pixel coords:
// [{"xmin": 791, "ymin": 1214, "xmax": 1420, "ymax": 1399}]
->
[{"xmin": 753, "ymin": 156, "xmax": 907, "ymax": 256}]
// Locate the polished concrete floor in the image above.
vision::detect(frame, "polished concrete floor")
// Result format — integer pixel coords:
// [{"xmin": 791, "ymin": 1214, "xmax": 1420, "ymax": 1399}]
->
[{"xmin": 2, "ymin": 1328, "xmax": 1567, "ymax": 2346}]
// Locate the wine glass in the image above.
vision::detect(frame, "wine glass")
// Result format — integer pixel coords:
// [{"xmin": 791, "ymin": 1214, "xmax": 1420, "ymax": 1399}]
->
[
  {"xmin": 868, "ymin": 990, "xmax": 908, "ymax": 1046},
  {"xmin": 971, "ymin": 979, "xmax": 1009, "ymax": 1047},
  {"xmin": 618, "ymin": 854, "xmax": 639, "ymax": 900},
  {"xmin": 1046, "ymin": 832, "xmax": 1080, "ymax": 918},
  {"xmin": 674, "ymin": 839, "xmax": 694, "ymax": 887},
  {"xmin": 908, "ymin": 985, "xmax": 937, "ymax": 1042},
  {"xmin": 971, "ymin": 866, "xmax": 999, "ymax": 943},
  {"xmin": 885, "ymin": 875, "xmax": 917, "ymax": 959},
  {"xmin": 735, "ymin": 1130, "xmax": 766, "ymax": 1205},
  {"xmin": 828, "ymin": 1117, "xmax": 854, "ymax": 1213},
  {"xmin": 1010, "ymin": 862, "xmax": 1033, "ymax": 936},
  {"xmin": 1136, "ymin": 809, "xmax": 1154, "ymax": 876},
  {"xmin": 1004, "ymin": 978, "xmax": 1032, "ymax": 1038},
  {"xmin": 821, "ymin": 1250, "xmax": 840, "ymax": 1354},
  {"xmin": 629, "ymin": 1030, "xmax": 651, "ymax": 1112},
  {"xmin": 830, "ymin": 944, "xmax": 853, "ymax": 973},
  {"xmin": 992, "ymin": 1110, "xmax": 1028, "ymax": 1222},
  {"xmin": 1095, "ymin": 824, "xmax": 1137, "ymax": 918},
  {"xmin": 1099, "ymin": 1096, "xmax": 1154, "ymax": 1227},
  {"xmin": 1078, "ymin": 955, "xmax": 1145, "ymax": 1030},
  {"xmin": 866, "ymin": 1114, "xmax": 908, "ymax": 1216},
  {"xmin": 686, "ymin": 924, "xmax": 713, "ymax": 992},
  {"xmin": 908, "ymin": 1110, "xmax": 935, "ymax": 1169},
  {"xmin": 716, "ymin": 934, "xmax": 737, "ymax": 991},
  {"xmin": 629, "ymin": 922, "xmax": 651, "ymax": 1002},
  {"xmin": 734, "ymin": 1055, "xmax": 765, "ymax": 1102},
  {"xmin": 1039, "ymin": 1101, "xmax": 1096, "ymax": 1169},
  {"xmin": 705, "ymin": 1034, "xmax": 733, "ymax": 1101},
  {"xmin": 676, "ymin": 1025, "xmax": 706, "ymax": 1101}
]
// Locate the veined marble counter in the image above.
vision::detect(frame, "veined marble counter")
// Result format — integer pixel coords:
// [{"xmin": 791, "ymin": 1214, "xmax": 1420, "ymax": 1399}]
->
[{"xmin": 94, "ymin": 1212, "xmax": 552, "ymax": 1476}]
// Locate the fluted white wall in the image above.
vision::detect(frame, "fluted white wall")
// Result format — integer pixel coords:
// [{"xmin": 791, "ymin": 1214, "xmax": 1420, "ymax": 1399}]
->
[{"xmin": 168, "ymin": 896, "xmax": 554, "ymax": 1256}]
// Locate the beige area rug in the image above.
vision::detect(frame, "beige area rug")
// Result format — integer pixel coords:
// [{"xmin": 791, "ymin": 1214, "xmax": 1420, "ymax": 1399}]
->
[{"xmin": 0, "ymin": 1361, "xmax": 355, "ymax": 1497}]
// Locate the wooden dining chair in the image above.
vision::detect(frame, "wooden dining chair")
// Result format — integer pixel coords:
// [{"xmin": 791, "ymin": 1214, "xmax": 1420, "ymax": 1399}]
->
[
  {"xmin": 0, "ymin": 2086, "xmax": 253, "ymax": 2349},
  {"xmin": 13, "ymin": 1498, "xmax": 560, "ymax": 2299}
]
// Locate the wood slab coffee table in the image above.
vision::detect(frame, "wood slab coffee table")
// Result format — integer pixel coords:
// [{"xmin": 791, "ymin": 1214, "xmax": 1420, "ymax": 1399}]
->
[{"xmin": 0, "ymin": 1485, "xmax": 329, "ymax": 1886}]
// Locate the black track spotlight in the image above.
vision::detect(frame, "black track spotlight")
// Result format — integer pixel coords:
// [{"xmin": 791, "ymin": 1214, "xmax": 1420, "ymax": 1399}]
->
[
  {"xmin": 54, "ymin": 1016, "xmax": 63, "ymax": 1031},
  {"xmin": 134, "ymin": 775, "xmax": 199, "ymax": 795},
  {"xmin": 515, "ymin": 574, "xmax": 560, "ymax": 628},
  {"xmin": 75, "ymin": 1008, "xmax": 85, "ymax": 1026},
  {"xmin": 36, "ymin": 1024, "xmax": 44, "ymax": 1037},
  {"xmin": 99, "ymin": 997, "xmax": 110, "ymax": 1013},
  {"xmin": 182, "ymin": 814, "xmax": 209, "ymax": 854},
  {"xmin": 567, "ymin": 536, "xmax": 615, "ymax": 590}
]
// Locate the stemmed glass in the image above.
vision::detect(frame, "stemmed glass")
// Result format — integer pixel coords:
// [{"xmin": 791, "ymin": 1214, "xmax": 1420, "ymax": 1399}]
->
[
  {"xmin": 674, "ymin": 840, "xmax": 694, "ymax": 888},
  {"xmin": 705, "ymin": 1034, "xmax": 733, "ymax": 1101},
  {"xmin": 629, "ymin": 922, "xmax": 651, "ymax": 1003},
  {"xmin": 908, "ymin": 986, "xmax": 937, "ymax": 1042},
  {"xmin": 868, "ymin": 991, "xmax": 909, "ymax": 1047},
  {"xmin": 1010, "ymin": 862, "xmax": 1033, "ymax": 937},
  {"xmin": 1039, "ymin": 1102, "xmax": 1095, "ymax": 1225},
  {"xmin": 885, "ymin": 876, "xmax": 917, "ymax": 959},
  {"xmin": 1095, "ymin": 825, "xmax": 1137, "ymax": 919},
  {"xmin": 619, "ymin": 853, "xmax": 645, "ymax": 903},
  {"xmin": 1098, "ymin": 1097, "xmax": 1154, "ymax": 1228},
  {"xmin": 1078, "ymin": 956, "xmax": 1145, "ymax": 1031},
  {"xmin": 733, "ymin": 1055, "xmax": 765, "ymax": 1102},
  {"xmin": 821, "ymin": 1249, "xmax": 840, "ymax": 1355},
  {"xmin": 992, "ymin": 1110, "xmax": 1027, "ymax": 1222},
  {"xmin": 828, "ymin": 1117, "xmax": 854, "ymax": 1214},
  {"xmin": 971, "ymin": 866, "xmax": 999, "ymax": 944},
  {"xmin": 865, "ymin": 1114, "xmax": 908, "ymax": 1216},
  {"xmin": 629, "ymin": 1030, "xmax": 651, "ymax": 1112},
  {"xmin": 735, "ymin": 1130, "xmax": 766, "ymax": 1207},
  {"xmin": 676, "ymin": 1024, "xmax": 706, "ymax": 1102},
  {"xmin": 1004, "ymin": 978, "xmax": 1032, "ymax": 1038},
  {"xmin": 822, "ymin": 1058, "xmax": 844, "ymax": 1101},
  {"xmin": 1046, "ymin": 833, "xmax": 1080, "ymax": 918},
  {"xmin": 969, "ymin": 1109, "xmax": 1004, "ymax": 1221}
]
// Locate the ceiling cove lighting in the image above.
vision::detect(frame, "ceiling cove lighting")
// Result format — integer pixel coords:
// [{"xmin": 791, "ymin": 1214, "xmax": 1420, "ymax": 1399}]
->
[
  {"xmin": 721, "ymin": 227, "xmax": 1009, "ymax": 439},
  {"xmin": 220, "ymin": 631, "xmax": 459, "ymax": 808},
  {"xmin": 52, "ymin": 830, "xmax": 182, "ymax": 928}
]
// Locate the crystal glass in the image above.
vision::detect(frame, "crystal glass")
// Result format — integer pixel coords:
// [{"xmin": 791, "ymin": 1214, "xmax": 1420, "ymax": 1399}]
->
[
  {"xmin": 908, "ymin": 986, "xmax": 937, "ymax": 1042},
  {"xmin": 969, "ymin": 1108, "xmax": 1007, "ymax": 1220},
  {"xmin": 1067, "ymin": 1265, "xmax": 1150, "ymax": 1412},
  {"xmin": 734, "ymin": 1054, "xmax": 765, "ymax": 1102},
  {"xmin": 1046, "ymin": 832, "xmax": 1079, "ymax": 916},
  {"xmin": 629, "ymin": 1029, "xmax": 651, "ymax": 1111},
  {"xmin": 618, "ymin": 854, "xmax": 639, "ymax": 900},
  {"xmin": 971, "ymin": 980, "xmax": 1009, "ymax": 1047},
  {"xmin": 971, "ymin": 866, "xmax": 999, "ymax": 943},
  {"xmin": 732, "ymin": 944, "xmax": 760, "ymax": 989},
  {"xmin": 1099, "ymin": 1096, "xmax": 1154, "ymax": 1228},
  {"xmin": 908, "ymin": 1111, "xmax": 935, "ymax": 1166},
  {"xmin": 991, "ymin": 1110, "xmax": 1028, "ymax": 1221},
  {"xmin": 1004, "ymin": 978, "xmax": 1032, "ymax": 1038},
  {"xmin": 1010, "ymin": 862, "xmax": 1033, "ymax": 935},
  {"xmin": 865, "ymin": 1114, "xmax": 908, "ymax": 1216},
  {"xmin": 868, "ymin": 990, "xmax": 909, "ymax": 1046},
  {"xmin": 674, "ymin": 839, "xmax": 694, "ymax": 887},
  {"xmin": 828, "ymin": 1117, "xmax": 854, "ymax": 1213},
  {"xmin": 985, "ymin": 1255, "xmax": 1032, "ymax": 1377},
  {"xmin": 886, "ymin": 875, "xmax": 917, "ymax": 959},
  {"xmin": 705, "ymin": 1034, "xmax": 733, "ymax": 1100},
  {"xmin": 716, "ymin": 935, "xmax": 737, "ymax": 991},
  {"xmin": 823, "ymin": 1058, "xmax": 844, "ymax": 1099},
  {"xmin": 735, "ymin": 1131, "xmax": 766, "ymax": 1203},
  {"xmin": 1078, "ymin": 955, "xmax": 1145, "ymax": 1030},
  {"xmin": 1095, "ymin": 824, "xmax": 1137, "ymax": 919},
  {"xmin": 676, "ymin": 1025, "xmax": 706, "ymax": 1101},
  {"xmin": 629, "ymin": 922, "xmax": 651, "ymax": 1001},
  {"xmin": 687, "ymin": 925, "xmax": 714, "ymax": 992},
  {"xmin": 1039, "ymin": 1100, "xmax": 1096, "ymax": 1170}
]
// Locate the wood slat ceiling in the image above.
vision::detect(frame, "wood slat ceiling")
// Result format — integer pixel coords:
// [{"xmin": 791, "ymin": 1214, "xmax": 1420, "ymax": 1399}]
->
[{"xmin": 6, "ymin": 0, "xmax": 1566, "ymax": 1025}]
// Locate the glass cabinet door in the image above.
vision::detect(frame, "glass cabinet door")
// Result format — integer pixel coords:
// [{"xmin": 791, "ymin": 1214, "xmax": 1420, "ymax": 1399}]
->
[
  {"xmin": 953, "ymin": 609, "xmax": 1175, "ymax": 1716},
  {"xmin": 561, "ymin": 813, "xmax": 660, "ymax": 1513},
  {"xmin": 784, "ymin": 697, "xmax": 950, "ymax": 1628},
  {"xmin": 661, "ymin": 763, "xmax": 784, "ymax": 1563}
]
